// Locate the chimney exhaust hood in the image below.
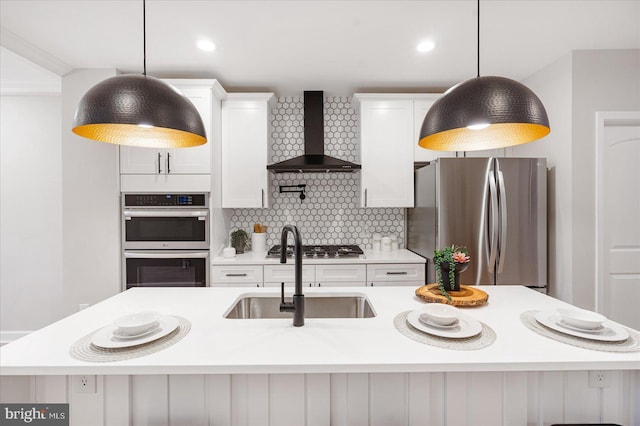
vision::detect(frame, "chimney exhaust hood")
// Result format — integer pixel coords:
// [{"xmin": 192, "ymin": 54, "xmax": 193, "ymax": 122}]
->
[{"xmin": 267, "ymin": 91, "xmax": 361, "ymax": 173}]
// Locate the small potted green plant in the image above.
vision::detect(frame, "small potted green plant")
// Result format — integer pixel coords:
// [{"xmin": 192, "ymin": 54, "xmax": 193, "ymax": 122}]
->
[
  {"xmin": 230, "ymin": 229, "xmax": 249, "ymax": 254},
  {"xmin": 433, "ymin": 244, "xmax": 471, "ymax": 299}
]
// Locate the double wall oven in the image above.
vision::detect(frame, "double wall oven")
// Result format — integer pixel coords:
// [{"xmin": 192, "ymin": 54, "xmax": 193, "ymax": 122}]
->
[{"xmin": 122, "ymin": 193, "xmax": 209, "ymax": 289}]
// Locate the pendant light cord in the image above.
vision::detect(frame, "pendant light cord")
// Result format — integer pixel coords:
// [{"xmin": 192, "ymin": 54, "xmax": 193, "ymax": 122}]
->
[
  {"xmin": 143, "ymin": 0, "xmax": 147, "ymax": 76},
  {"xmin": 477, "ymin": 0, "xmax": 480, "ymax": 78}
]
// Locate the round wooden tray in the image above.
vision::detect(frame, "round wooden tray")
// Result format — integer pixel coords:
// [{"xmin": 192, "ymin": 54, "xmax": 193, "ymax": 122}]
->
[{"xmin": 415, "ymin": 284, "xmax": 489, "ymax": 307}]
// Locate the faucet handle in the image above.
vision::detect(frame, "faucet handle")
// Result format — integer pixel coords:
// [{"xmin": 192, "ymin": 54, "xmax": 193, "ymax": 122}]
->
[{"xmin": 280, "ymin": 282, "xmax": 294, "ymax": 312}]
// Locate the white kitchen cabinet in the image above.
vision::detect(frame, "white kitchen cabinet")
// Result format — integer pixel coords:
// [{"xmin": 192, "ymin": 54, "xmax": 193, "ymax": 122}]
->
[
  {"xmin": 315, "ymin": 264, "xmax": 366, "ymax": 287},
  {"xmin": 211, "ymin": 265, "xmax": 263, "ymax": 287},
  {"xmin": 413, "ymin": 96, "xmax": 456, "ymax": 163},
  {"xmin": 353, "ymin": 95, "xmax": 415, "ymax": 208},
  {"xmin": 366, "ymin": 263, "xmax": 425, "ymax": 287},
  {"xmin": 263, "ymin": 264, "xmax": 315, "ymax": 288},
  {"xmin": 119, "ymin": 80, "xmax": 219, "ymax": 176},
  {"xmin": 221, "ymin": 93, "xmax": 276, "ymax": 208}
]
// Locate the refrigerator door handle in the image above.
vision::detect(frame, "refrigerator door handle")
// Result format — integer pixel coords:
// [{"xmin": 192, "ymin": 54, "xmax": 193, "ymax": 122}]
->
[
  {"xmin": 488, "ymin": 172, "xmax": 499, "ymax": 274},
  {"xmin": 497, "ymin": 170, "xmax": 508, "ymax": 273}
]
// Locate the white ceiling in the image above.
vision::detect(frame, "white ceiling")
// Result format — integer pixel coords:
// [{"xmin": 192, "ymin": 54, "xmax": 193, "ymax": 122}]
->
[{"xmin": 1, "ymin": 0, "xmax": 639, "ymax": 96}]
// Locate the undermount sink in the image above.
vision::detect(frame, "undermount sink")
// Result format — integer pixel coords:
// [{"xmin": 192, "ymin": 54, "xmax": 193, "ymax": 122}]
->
[{"xmin": 224, "ymin": 292, "xmax": 376, "ymax": 319}]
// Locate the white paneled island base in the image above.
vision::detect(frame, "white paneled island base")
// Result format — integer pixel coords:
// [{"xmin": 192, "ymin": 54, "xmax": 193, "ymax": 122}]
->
[{"xmin": 1, "ymin": 287, "xmax": 638, "ymax": 425}]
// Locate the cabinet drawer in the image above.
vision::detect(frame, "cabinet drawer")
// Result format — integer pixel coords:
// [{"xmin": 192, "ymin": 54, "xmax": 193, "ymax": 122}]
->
[
  {"xmin": 212, "ymin": 265, "xmax": 263, "ymax": 283},
  {"xmin": 316, "ymin": 281, "xmax": 366, "ymax": 287},
  {"xmin": 264, "ymin": 281, "xmax": 314, "ymax": 288},
  {"xmin": 315, "ymin": 264, "xmax": 366, "ymax": 283},
  {"xmin": 264, "ymin": 265, "xmax": 315, "ymax": 283},
  {"xmin": 370, "ymin": 280, "xmax": 424, "ymax": 287},
  {"xmin": 366, "ymin": 264, "xmax": 425, "ymax": 282}
]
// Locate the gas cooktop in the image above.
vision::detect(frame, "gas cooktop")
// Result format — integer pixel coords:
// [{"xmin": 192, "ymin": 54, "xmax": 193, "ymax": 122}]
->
[{"xmin": 266, "ymin": 244, "xmax": 364, "ymax": 259}]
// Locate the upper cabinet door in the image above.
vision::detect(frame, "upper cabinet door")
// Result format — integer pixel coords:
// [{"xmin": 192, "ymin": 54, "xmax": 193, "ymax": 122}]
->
[
  {"xmin": 355, "ymin": 96, "xmax": 415, "ymax": 208},
  {"xmin": 119, "ymin": 80, "xmax": 216, "ymax": 175},
  {"xmin": 120, "ymin": 146, "xmax": 164, "ymax": 175},
  {"xmin": 167, "ymin": 86, "xmax": 212, "ymax": 174},
  {"xmin": 221, "ymin": 94, "xmax": 275, "ymax": 208}
]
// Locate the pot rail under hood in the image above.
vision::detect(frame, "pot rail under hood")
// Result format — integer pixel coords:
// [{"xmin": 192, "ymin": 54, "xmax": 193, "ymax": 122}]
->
[{"xmin": 267, "ymin": 91, "xmax": 361, "ymax": 173}]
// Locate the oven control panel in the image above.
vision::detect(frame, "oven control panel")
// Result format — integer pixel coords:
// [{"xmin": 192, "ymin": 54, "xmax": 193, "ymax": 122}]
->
[{"xmin": 123, "ymin": 193, "xmax": 207, "ymax": 207}]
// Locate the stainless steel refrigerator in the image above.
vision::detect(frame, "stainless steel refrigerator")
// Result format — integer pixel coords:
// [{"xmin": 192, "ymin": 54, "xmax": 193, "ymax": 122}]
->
[{"xmin": 407, "ymin": 157, "xmax": 547, "ymax": 290}]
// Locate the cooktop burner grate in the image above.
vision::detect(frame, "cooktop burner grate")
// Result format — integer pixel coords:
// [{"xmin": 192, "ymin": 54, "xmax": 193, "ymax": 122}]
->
[{"xmin": 266, "ymin": 244, "xmax": 364, "ymax": 259}]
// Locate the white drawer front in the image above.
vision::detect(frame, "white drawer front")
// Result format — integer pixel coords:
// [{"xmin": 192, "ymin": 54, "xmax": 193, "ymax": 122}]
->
[
  {"xmin": 264, "ymin": 281, "xmax": 315, "ymax": 288},
  {"xmin": 212, "ymin": 265, "xmax": 263, "ymax": 283},
  {"xmin": 370, "ymin": 280, "xmax": 424, "ymax": 287},
  {"xmin": 366, "ymin": 264, "xmax": 425, "ymax": 282},
  {"xmin": 316, "ymin": 281, "xmax": 366, "ymax": 287},
  {"xmin": 264, "ymin": 265, "xmax": 315, "ymax": 283},
  {"xmin": 315, "ymin": 264, "xmax": 366, "ymax": 282}
]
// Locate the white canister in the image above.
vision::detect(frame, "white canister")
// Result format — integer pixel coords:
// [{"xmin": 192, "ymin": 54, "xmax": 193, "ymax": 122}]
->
[
  {"xmin": 222, "ymin": 247, "xmax": 236, "ymax": 258},
  {"xmin": 381, "ymin": 236, "xmax": 392, "ymax": 252},
  {"xmin": 372, "ymin": 233, "xmax": 382, "ymax": 251},
  {"xmin": 390, "ymin": 235, "xmax": 399, "ymax": 250},
  {"xmin": 251, "ymin": 232, "xmax": 267, "ymax": 254}
]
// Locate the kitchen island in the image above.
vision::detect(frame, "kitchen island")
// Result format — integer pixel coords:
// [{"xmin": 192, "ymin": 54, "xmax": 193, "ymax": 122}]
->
[{"xmin": 1, "ymin": 286, "xmax": 638, "ymax": 425}]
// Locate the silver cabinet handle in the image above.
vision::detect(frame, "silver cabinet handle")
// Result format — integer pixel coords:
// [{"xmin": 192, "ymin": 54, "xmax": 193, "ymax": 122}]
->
[
  {"xmin": 261, "ymin": 189, "xmax": 265, "ymax": 208},
  {"xmin": 166, "ymin": 152, "xmax": 172, "ymax": 174},
  {"xmin": 364, "ymin": 188, "xmax": 368, "ymax": 207},
  {"xmin": 226, "ymin": 273, "xmax": 248, "ymax": 277},
  {"xmin": 123, "ymin": 210, "xmax": 209, "ymax": 218},
  {"xmin": 386, "ymin": 271, "xmax": 408, "ymax": 275},
  {"xmin": 157, "ymin": 152, "xmax": 162, "ymax": 174}
]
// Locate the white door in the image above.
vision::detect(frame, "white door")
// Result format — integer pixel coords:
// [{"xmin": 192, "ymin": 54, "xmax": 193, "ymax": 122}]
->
[{"xmin": 596, "ymin": 111, "xmax": 640, "ymax": 329}]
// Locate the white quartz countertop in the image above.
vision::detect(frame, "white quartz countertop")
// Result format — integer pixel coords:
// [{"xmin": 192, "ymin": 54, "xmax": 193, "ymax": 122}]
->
[
  {"xmin": 1, "ymin": 286, "xmax": 638, "ymax": 376},
  {"xmin": 211, "ymin": 248, "xmax": 426, "ymax": 265}
]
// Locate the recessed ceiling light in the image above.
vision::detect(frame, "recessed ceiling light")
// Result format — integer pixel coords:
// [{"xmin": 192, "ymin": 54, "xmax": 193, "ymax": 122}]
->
[
  {"xmin": 197, "ymin": 40, "xmax": 216, "ymax": 52},
  {"xmin": 416, "ymin": 40, "xmax": 436, "ymax": 53}
]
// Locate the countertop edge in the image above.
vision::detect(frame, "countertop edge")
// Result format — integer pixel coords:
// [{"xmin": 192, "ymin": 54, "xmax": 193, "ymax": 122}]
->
[{"xmin": 3, "ymin": 360, "xmax": 640, "ymax": 376}]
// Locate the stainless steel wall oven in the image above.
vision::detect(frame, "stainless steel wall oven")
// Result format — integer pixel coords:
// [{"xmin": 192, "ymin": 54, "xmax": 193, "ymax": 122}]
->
[{"xmin": 122, "ymin": 193, "xmax": 210, "ymax": 289}]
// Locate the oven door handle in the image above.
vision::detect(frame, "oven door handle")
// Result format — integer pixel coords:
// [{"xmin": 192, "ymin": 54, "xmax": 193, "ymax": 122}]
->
[
  {"xmin": 124, "ymin": 251, "xmax": 210, "ymax": 259},
  {"xmin": 123, "ymin": 210, "xmax": 209, "ymax": 218}
]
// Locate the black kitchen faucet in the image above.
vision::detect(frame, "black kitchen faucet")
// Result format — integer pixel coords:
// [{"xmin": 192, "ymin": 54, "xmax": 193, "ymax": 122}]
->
[{"xmin": 279, "ymin": 225, "xmax": 305, "ymax": 326}]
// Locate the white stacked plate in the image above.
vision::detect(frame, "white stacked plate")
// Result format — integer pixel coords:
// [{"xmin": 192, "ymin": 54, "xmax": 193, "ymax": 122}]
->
[
  {"xmin": 407, "ymin": 304, "xmax": 482, "ymax": 339},
  {"xmin": 91, "ymin": 312, "xmax": 179, "ymax": 349},
  {"xmin": 535, "ymin": 308, "xmax": 629, "ymax": 342}
]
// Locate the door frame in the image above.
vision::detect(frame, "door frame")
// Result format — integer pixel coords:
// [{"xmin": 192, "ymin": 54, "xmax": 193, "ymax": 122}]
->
[{"xmin": 594, "ymin": 110, "xmax": 640, "ymax": 314}]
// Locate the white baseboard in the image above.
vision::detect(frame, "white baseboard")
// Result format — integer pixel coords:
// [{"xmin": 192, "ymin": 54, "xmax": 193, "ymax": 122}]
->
[{"xmin": 0, "ymin": 330, "xmax": 32, "ymax": 346}]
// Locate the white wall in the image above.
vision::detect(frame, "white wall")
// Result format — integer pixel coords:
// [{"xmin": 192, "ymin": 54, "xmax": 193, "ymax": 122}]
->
[
  {"xmin": 570, "ymin": 49, "xmax": 640, "ymax": 309},
  {"xmin": 510, "ymin": 53, "xmax": 573, "ymax": 302},
  {"xmin": 513, "ymin": 49, "xmax": 640, "ymax": 308},
  {"xmin": 0, "ymin": 94, "xmax": 64, "ymax": 339},
  {"xmin": 60, "ymin": 69, "xmax": 121, "ymax": 316}
]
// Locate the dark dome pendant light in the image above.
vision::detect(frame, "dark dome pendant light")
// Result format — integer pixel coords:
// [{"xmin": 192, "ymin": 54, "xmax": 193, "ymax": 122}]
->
[
  {"xmin": 72, "ymin": 0, "xmax": 206, "ymax": 148},
  {"xmin": 419, "ymin": 0, "xmax": 550, "ymax": 152}
]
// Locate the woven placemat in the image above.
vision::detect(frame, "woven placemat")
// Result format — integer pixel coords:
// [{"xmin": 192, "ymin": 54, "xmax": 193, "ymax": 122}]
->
[
  {"xmin": 521, "ymin": 311, "xmax": 640, "ymax": 353},
  {"xmin": 70, "ymin": 316, "xmax": 191, "ymax": 362},
  {"xmin": 394, "ymin": 311, "xmax": 496, "ymax": 351}
]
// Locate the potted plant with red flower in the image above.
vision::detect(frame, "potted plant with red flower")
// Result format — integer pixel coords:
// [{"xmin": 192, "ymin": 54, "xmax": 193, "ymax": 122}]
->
[{"xmin": 433, "ymin": 244, "xmax": 471, "ymax": 299}]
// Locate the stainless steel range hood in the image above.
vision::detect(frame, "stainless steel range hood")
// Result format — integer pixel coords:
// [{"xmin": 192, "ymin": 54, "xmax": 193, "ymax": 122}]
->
[{"xmin": 267, "ymin": 91, "xmax": 361, "ymax": 173}]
